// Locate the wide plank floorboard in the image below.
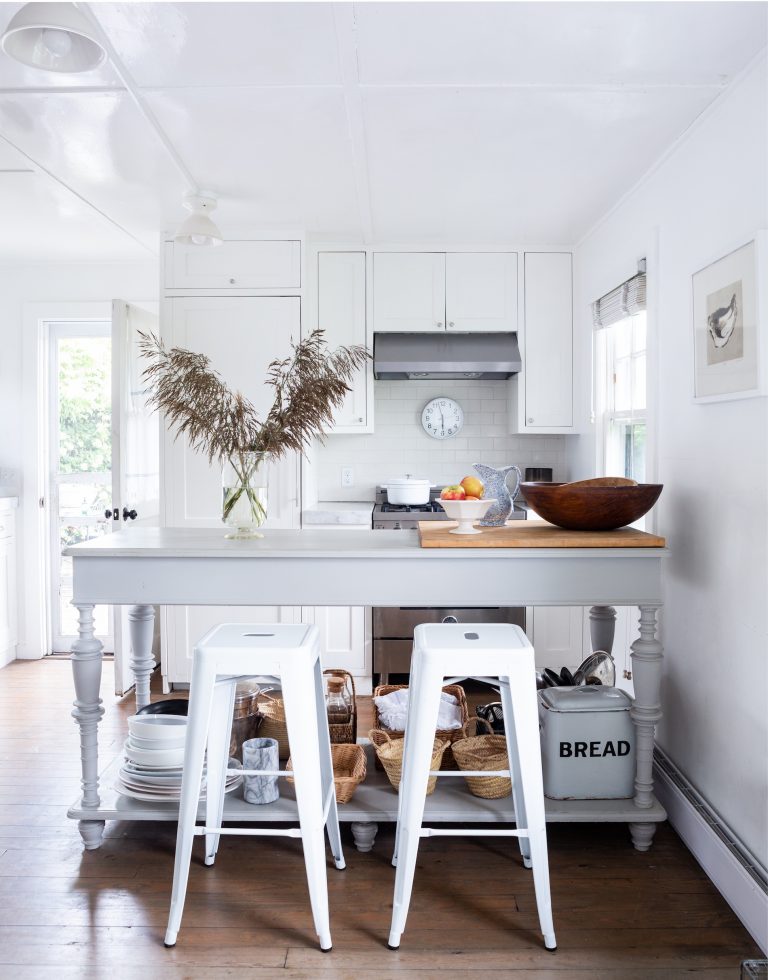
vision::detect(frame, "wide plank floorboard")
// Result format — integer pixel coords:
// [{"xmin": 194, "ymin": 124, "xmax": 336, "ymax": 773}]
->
[{"xmin": 0, "ymin": 657, "xmax": 761, "ymax": 977}]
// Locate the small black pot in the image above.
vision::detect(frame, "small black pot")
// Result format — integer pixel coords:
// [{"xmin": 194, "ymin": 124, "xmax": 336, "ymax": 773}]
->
[{"xmin": 136, "ymin": 699, "xmax": 189, "ymax": 716}]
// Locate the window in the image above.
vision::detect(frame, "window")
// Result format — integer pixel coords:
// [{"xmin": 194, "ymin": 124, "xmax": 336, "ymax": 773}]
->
[{"xmin": 596, "ymin": 312, "xmax": 647, "ymax": 481}]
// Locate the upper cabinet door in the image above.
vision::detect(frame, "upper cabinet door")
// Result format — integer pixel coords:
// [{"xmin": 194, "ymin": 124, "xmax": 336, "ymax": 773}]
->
[
  {"xmin": 445, "ymin": 253, "xmax": 517, "ymax": 332},
  {"xmin": 373, "ymin": 252, "xmax": 445, "ymax": 332},
  {"xmin": 165, "ymin": 240, "xmax": 301, "ymax": 290},
  {"xmin": 523, "ymin": 252, "xmax": 573, "ymax": 428},
  {"xmin": 318, "ymin": 252, "xmax": 370, "ymax": 430}
]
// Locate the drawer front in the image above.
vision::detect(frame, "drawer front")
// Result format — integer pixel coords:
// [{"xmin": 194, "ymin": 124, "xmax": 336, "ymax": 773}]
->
[
  {"xmin": 373, "ymin": 606, "xmax": 525, "ymax": 637},
  {"xmin": 165, "ymin": 240, "xmax": 301, "ymax": 290}
]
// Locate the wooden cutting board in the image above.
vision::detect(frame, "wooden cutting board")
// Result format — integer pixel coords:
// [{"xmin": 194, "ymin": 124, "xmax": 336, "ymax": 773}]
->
[{"xmin": 418, "ymin": 519, "xmax": 666, "ymax": 548}]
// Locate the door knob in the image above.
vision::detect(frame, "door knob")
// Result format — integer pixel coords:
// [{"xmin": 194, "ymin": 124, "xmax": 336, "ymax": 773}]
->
[
  {"xmin": 122, "ymin": 507, "xmax": 138, "ymax": 521},
  {"xmin": 104, "ymin": 508, "xmax": 119, "ymax": 520}
]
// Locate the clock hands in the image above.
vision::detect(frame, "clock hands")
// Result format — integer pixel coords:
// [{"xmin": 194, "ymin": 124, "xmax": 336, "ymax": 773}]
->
[{"xmin": 439, "ymin": 408, "xmax": 445, "ymax": 435}]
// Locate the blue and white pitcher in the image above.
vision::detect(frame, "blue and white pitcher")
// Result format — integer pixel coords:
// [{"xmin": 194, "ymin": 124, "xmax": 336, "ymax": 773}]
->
[{"xmin": 473, "ymin": 463, "xmax": 522, "ymax": 526}]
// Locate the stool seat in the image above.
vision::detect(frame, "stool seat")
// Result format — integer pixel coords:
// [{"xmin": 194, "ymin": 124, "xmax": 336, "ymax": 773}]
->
[
  {"xmin": 389, "ymin": 622, "xmax": 556, "ymax": 952},
  {"xmin": 164, "ymin": 622, "xmax": 344, "ymax": 952}
]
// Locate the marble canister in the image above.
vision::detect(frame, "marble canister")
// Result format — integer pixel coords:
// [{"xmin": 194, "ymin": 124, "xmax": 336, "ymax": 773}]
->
[{"xmin": 242, "ymin": 737, "xmax": 280, "ymax": 804}]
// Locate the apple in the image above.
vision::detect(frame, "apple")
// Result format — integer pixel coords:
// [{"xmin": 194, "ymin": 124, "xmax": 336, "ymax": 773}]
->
[
  {"xmin": 460, "ymin": 476, "xmax": 484, "ymax": 498},
  {"xmin": 464, "ymin": 495, "xmax": 480, "ymax": 501},
  {"xmin": 440, "ymin": 484, "xmax": 466, "ymax": 500}
]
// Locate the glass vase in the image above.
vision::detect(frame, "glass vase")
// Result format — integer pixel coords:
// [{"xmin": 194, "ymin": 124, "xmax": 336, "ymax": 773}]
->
[{"xmin": 222, "ymin": 452, "xmax": 268, "ymax": 539}]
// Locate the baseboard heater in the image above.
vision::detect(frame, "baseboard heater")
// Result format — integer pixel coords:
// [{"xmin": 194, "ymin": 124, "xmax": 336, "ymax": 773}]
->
[{"xmin": 654, "ymin": 746, "xmax": 767, "ymax": 953}]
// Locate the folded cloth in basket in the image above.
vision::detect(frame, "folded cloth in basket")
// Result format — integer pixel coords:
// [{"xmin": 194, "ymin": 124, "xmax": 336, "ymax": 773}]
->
[{"xmin": 373, "ymin": 688, "xmax": 462, "ymax": 732}]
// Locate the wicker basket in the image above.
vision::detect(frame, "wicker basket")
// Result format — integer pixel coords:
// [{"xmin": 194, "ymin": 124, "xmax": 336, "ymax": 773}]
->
[
  {"xmin": 323, "ymin": 669, "xmax": 357, "ymax": 745},
  {"xmin": 257, "ymin": 693, "xmax": 290, "ymax": 760},
  {"xmin": 368, "ymin": 729, "xmax": 449, "ymax": 795},
  {"xmin": 372, "ymin": 683, "xmax": 468, "ymax": 770},
  {"xmin": 286, "ymin": 743, "xmax": 366, "ymax": 804},
  {"xmin": 451, "ymin": 718, "xmax": 512, "ymax": 800}
]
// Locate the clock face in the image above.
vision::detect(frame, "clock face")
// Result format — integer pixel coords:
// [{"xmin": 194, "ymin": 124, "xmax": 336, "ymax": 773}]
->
[{"xmin": 421, "ymin": 397, "xmax": 464, "ymax": 440}]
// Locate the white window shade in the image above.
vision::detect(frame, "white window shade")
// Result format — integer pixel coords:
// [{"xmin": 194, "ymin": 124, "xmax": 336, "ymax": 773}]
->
[{"xmin": 592, "ymin": 273, "xmax": 646, "ymax": 330}]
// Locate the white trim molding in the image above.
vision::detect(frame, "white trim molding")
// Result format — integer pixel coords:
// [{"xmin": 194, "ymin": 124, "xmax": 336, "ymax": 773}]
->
[{"xmin": 654, "ymin": 748, "xmax": 768, "ymax": 954}]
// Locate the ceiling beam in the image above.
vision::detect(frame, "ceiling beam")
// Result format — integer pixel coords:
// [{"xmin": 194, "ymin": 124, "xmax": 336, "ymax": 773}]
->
[{"xmin": 333, "ymin": 3, "xmax": 374, "ymax": 243}]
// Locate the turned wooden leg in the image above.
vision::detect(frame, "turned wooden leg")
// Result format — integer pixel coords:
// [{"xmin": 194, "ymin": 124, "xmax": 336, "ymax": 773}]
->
[
  {"xmin": 629, "ymin": 604, "xmax": 664, "ymax": 849},
  {"xmin": 350, "ymin": 822, "xmax": 378, "ymax": 852},
  {"xmin": 72, "ymin": 604, "xmax": 105, "ymax": 850},
  {"xmin": 589, "ymin": 605, "xmax": 616, "ymax": 654},
  {"xmin": 128, "ymin": 604, "xmax": 156, "ymax": 710}
]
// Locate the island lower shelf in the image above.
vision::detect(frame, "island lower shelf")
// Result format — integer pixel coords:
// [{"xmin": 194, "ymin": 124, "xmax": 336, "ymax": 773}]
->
[{"xmin": 68, "ymin": 745, "xmax": 666, "ymax": 851}]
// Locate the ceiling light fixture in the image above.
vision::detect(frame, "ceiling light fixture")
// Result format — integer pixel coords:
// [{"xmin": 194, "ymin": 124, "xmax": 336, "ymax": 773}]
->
[
  {"xmin": 174, "ymin": 195, "xmax": 223, "ymax": 248},
  {"xmin": 0, "ymin": 2, "xmax": 106, "ymax": 73}
]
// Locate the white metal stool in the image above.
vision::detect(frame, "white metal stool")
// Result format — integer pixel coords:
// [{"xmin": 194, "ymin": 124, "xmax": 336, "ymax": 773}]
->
[
  {"xmin": 388, "ymin": 622, "xmax": 556, "ymax": 951},
  {"xmin": 164, "ymin": 623, "xmax": 345, "ymax": 951}
]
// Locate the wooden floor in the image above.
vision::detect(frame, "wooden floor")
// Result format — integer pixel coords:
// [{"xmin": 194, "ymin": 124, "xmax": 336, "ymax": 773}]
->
[{"xmin": 0, "ymin": 658, "xmax": 760, "ymax": 979}]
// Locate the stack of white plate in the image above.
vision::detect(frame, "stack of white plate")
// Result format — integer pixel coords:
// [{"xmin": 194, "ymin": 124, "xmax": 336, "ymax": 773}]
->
[{"xmin": 115, "ymin": 714, "xmax": 241, "ymax": 802}]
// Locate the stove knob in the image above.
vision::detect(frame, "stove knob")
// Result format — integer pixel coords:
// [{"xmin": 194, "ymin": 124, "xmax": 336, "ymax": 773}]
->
[{"xmin": 442, "ymin": 615, "xmax": 459, "ymax": 624}]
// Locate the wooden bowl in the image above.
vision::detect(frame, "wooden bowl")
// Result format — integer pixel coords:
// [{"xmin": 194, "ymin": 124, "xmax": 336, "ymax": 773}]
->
[{"xmin": 519, "ymin": 482, "xmax": 663, "ymax": 531}]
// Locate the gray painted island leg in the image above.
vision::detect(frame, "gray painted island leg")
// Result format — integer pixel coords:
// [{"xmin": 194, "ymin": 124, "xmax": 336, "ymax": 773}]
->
[
  {"xmin": 589, "ymin": 605, "xmax": 617, "ymax": 654},
  {"xmin": 128, "ymin": 604, "xmax": 156, "ymax": 710},
  {"xmin": 72, "ymin": 604, "xmax": 105, "ymax": 849},
  {"xmin": 628, "ymin": 604, "xmax": 663, "ymax": 851}
]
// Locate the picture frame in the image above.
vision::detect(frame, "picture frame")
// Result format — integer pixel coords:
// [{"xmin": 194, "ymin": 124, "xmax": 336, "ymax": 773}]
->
[{"xmin": 692, "ymin": 231, "xmax": 767, "ymax": 403}]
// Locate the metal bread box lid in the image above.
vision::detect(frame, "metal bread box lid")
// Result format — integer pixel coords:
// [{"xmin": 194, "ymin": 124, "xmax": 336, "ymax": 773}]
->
[{"xmin": 538, "ymin": 686, "xmax": 632, "ymax": 713}]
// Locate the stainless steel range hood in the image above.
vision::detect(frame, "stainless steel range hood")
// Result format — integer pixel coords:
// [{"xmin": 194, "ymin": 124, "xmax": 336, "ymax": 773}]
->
[{"xmin": 373, "ymin": 332, "xmax": 521, "ymax": 380}]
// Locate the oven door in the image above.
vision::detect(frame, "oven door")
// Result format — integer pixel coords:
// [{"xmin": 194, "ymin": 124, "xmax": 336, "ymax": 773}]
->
[{"xmin": 373, "ymin": 607, "xmax": 526, "ymax": 677}]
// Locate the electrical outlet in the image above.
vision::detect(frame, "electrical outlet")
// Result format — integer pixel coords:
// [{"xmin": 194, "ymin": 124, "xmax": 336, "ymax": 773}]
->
[{"xmin": 341, "ymin": 467, "xmax": 354, "ymax": 488}]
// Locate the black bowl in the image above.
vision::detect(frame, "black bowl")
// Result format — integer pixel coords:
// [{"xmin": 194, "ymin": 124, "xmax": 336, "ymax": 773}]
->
[{"xmin": 136, "ymin": 699, "xmax": 189, "ymax": 716}]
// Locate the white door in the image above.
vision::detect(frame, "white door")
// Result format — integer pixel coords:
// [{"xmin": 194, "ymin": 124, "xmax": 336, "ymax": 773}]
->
[
  {"xmin": 373, "ymin": 252, "xmax": 446, "ymax": 332},
  {"xmin": 300, "ymin": 606, "xmax": 369, "ymax": 676},
  {"xmin": 317, "ymin": 251, "xmax": 369, "ymax": 430},
  {"xmin": 111, "ymin": 300, "xmax": 161, "ymax": 695},
  {"xmin": 445, "ymin": 253, "xmax": 518, "ymax": 332}
]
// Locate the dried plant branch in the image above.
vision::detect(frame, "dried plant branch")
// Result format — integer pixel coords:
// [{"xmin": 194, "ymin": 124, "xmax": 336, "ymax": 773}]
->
[{"xmin": 138, "ymin": 329, "xmax": 370, "ymax": 465}]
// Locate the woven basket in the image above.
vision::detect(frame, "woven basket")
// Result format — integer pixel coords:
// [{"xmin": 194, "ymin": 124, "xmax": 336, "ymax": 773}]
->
[
  {"xmin": 257, "ymin": 693, "xmax": 290, "ymax": 760},
  {"xmin": 451, "ymin": 718, "xmax": 512, "ymax": 800},
  {"xmin": 323, "ymin": 669, "xmax": 357, "ymax": 745},
  {"xmin": 368, "ymin": 729, "xmax": 449, "ymax": 795},
  {"xmin": 286, "ymin": 743, "xmax": 366, "ymax": 804},
  {"xmin": 372, "ymin": 683, "xmax": 468, "ymax": 770}
]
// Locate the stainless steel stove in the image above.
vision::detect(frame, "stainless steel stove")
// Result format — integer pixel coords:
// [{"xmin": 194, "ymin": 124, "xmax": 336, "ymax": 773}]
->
[{"xmin": 372, "ymin": 486, "xmax": 526, "ymax": 530}]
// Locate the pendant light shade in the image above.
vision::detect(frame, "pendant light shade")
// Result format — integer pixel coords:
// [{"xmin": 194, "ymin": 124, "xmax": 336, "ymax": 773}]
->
[
  {"xmin": 174, "ymin": 195, "xmax": 223, "ymax": 248},
  {"xmin": 1, "ymin": 3, "xmax": 106, "ymax": 73}
]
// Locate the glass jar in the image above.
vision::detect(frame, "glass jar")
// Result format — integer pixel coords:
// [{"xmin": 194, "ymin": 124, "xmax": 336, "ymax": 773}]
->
[
  {"xmin": 229, "ymin": 679, "xmax": 263, "ymax": 761},
  {"xmin": 222, "ymin": 451, "xmax": 268, "ymax": 539},
  {"xmin": 325, "ymin": 674, "xmax": 352, "ymax": 726}
]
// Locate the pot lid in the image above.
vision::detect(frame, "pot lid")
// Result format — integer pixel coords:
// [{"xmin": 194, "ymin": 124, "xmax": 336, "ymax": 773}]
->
[
  {"xmin": 538, "ymin": 686, "xmax": 632, "ymax": 712},
  {"xmin": 386, "ymin": 476, "xmax": 432, "ymax": 487}
]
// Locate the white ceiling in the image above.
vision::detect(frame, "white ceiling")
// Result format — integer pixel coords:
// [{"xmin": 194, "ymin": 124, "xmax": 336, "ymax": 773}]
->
[{"xmin": 0, "ymin": 1, "xmax": 765, "ymax": 262}]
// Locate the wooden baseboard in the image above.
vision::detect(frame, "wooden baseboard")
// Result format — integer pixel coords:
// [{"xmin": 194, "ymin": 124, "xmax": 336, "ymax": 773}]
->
[{"xmin": 654, "ymin": 755, "xmax": 767, "ymax": 954}]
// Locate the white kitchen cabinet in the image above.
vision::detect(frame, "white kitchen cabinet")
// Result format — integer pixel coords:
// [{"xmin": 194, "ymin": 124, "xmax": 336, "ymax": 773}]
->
[
  {"xmin": 509, "ymin": 252, "xmax": 574, "ymax": 433},
  {"xmin": 527, "ymin": 606, "xmax": 584, "ymax": 670},
  {"xmin": 373, "ymin": 252, "xmax": 445, "ymax": 332},
  {"xmin": 300, "ymin": 606, "xmax": 371, "ymax": 681},
  {"xmin": 445, "ymin": 252, "xmax": 517, "ymax": 332},
  {"xmin": 0, "ymin": 502, "xmax": 17, "ymax": 668},
  {"xmin": 164, "ymin": 239, "xmax": 301, "ymax": 291},
  {"xmin": 317, "ymin": 251, "xmax": 372, "ymax": 432},
  {"xmin": 373, "ymin": 251, "xmax": 516, "ymax": 334},
  {"xmin": 161, "ymin": 296, "xmax": 301, "ymax": 686}
]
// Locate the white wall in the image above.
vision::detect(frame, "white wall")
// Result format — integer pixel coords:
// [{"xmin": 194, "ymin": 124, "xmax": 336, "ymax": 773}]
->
[
  {"xmin": 571, "ymin": 56, "xmax": 768, "ymax": 868},
  {"xmin": 0, "ymin": 260, "xmax": 157, "ymax": 659},
  {"xmin": 316, "ymin": 378, "xmax": 569, "ymax": 500}
]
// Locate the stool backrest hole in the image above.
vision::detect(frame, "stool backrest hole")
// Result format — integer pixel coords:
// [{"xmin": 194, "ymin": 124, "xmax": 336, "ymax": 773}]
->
[{"xmin": 464, "ymin": 632, "xmax": 479, "ymax": 640}]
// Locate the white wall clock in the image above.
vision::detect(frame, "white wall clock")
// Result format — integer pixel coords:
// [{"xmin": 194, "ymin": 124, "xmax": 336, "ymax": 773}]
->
[{"xmin": 421, "ymin": 397, "xmax": 464, "ymax": 440}]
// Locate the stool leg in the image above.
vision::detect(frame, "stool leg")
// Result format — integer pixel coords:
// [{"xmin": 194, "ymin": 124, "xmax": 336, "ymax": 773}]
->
[
  {"xmin": 165, "ymin": 658, "xmax": 217, "ymax": 948},
  {"xmin": 388, "ymin": 660, "xmax": 444, "ymax": 950},
  {"xmin": 506, "ymin": 675, "xmax": 557, "ymax": 951},
  {"xmin": 392, "ymin": 643, "xmax": 422, "ymax": 868},
  {"xmin": 282, "ymin": 665, "xmax": 333, "ymax": 952},
  {"xmin": 313, "ymin": 658, "xmax": 345, "ymax": 871},
  {"xmin": 498, "ymin": 677, "xmax": 532, "ymax": 868},
  {"xmin": 204, "ymin": 680, "xmax": 236, "ymax": 866}
]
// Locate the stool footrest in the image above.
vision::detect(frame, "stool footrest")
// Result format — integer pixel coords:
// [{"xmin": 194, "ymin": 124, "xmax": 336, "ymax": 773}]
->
[
  {"xmin": 420, "ymin": 828, "xmax": 527, "ymax": 839},
  {"xmin": 230, "ymin": 768, "xmax": 284, "ymax": 777},
  {"xmin": 428, "ymin": 769, "xmax": 511, "ymax": 778},
  {"xmin": 194, "ymin": 826, "xmax": 303, "ymax": 839}
]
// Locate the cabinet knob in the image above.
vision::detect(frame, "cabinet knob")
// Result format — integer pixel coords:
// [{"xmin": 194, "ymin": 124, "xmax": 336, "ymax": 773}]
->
[
  {"xmin": 355, "ymin": 417, "xmax": 363, "ymax": 423},
  {"xmin": 436, "ymin": 321, "xmax": 443, "ymax": 328},
  {"xmin": 448, "ymin": 321, "xmax": 455, "ymax": 328},
  {"xmin": 229, "ymin": 277, "xmax": 236, "ymax": 284},
  {"xmin": 527, "ymin": 418, "xmax": 534, "ymax": 424}
]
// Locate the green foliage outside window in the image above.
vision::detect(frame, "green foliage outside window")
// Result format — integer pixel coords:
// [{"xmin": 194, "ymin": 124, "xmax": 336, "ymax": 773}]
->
[{"xmin": 58, "ymin": 339, "xmax": 111, "ymax": 475}]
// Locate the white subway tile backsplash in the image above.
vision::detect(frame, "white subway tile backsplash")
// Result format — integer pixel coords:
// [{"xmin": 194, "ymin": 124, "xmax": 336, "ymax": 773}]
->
[{"xmin": 317, "ymin": 380, "xmax": 567, "ymax": 500}]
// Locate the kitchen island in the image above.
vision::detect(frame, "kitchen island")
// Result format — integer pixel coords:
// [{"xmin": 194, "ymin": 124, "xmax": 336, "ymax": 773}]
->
[{"xmin": 66, "ymin": 526, "xmax": 667, "ymax": 852}]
